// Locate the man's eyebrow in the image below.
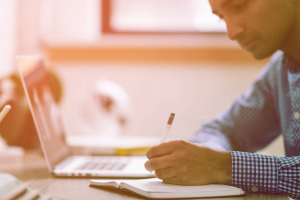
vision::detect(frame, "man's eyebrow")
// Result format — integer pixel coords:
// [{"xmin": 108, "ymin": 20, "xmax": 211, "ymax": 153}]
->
[{"xmin": 212, "ymin": 0, "xmax": 233, "ymax": 15}]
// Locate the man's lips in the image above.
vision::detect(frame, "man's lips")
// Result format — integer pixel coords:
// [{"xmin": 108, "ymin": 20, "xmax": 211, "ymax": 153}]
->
[{"xmin": 239, "ymin": 38, "xmax": 257, "ymax": 50}]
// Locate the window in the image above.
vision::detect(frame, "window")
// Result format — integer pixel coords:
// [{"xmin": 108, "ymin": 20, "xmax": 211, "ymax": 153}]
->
[{"xmin": 102, "ymin": 0, "xmax": 226, "ymax": 34}]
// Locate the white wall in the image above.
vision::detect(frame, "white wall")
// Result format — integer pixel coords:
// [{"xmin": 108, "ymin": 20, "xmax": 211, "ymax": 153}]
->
[
  {"xmin": 0, "ymin": 1, "xmax": 17, "ymax": 77},
  {"xmin": 0, "ymin": 0, "xmax": 44, "ymax": 75},
  {"xmin": 39, "ymin": 0, "xmax": 100, "ymax": 43},
  {"xmin": 16, "ymin": 0, "xmax": 41, "ymax": 55}
]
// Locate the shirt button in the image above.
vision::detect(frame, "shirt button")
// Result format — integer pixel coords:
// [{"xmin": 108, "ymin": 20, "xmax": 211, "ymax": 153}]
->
[
  {"xmin": 294, "ymin": 112, "xmax": 300, "ymax": 119},
  {"xmin": 251, "ymin": 186, "xmax": 258, "ymax": 192}
]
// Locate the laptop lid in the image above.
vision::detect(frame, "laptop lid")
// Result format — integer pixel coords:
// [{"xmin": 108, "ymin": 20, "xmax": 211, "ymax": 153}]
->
[{"xmin": 16, "ymin": 55, "xmax": 70, "ymax": 171}]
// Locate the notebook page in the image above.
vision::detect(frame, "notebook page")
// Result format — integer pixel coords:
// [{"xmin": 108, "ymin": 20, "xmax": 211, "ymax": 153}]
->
[
  {"xmin": 121, "ymin": 178, "xmax": 241, "ymax": 193},
  {"xmin": 90, "ymin": 180, "xmax": 123, "ymax": 188}
]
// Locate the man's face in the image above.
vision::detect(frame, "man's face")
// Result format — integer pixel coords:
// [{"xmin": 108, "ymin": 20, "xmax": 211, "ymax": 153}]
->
[{"xmin": 209, "ymin": 0, "xmax": 296, "ymax": 60}]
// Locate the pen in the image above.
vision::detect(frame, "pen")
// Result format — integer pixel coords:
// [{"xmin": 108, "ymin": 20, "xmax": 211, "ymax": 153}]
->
[
  {"xmin": 149, "ymin": 113, "xmax": 175, "ymax": 174},
  {"xmin": 159, "ymin": 113, "xmax": 175, "ymax": 144},
  {"xmin": 0, "ymin": 105, "xmax": 11, "ymax": 123}
]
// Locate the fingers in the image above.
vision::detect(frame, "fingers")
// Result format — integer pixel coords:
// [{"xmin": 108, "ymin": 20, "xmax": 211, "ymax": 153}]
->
[
  {"xmin": 163, "ymin": 177, "xmax": 182, "ymax": 185},
  {"xmin": 144, "ymin": 140, "xmax": 230, "ymax": 186},
  {"xmin": 146, "ymin": 140, "xmax": 186, "ymax": 159},
  {"xmin": 144, "ymin": 160, "xmax": 154, "ymax": 171},
  {"xmin": 146, "ymin": 143, "xmax": 173, "ymax": 159},
  {"xmin": 155, "ymin": 167, "xmax": 177, "ymax": 180},
  {"xmin": 162, "ymin": 175, "xmax": 194, "ymax": 185},
  {"xmin": 144, "ymin": 154, "xmax": 174, "ymax": 172}
]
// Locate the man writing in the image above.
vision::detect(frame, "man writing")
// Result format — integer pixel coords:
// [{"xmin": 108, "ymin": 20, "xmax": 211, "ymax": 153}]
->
[{"xmin": 144, "ymin": 0, "xmax": 300, "ymax": 199}]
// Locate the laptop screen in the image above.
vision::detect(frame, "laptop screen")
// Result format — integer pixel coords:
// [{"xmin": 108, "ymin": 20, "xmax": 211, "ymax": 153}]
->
[{"xmin": 17, "ymin": 56, "xmax": 70, "ymax": 171}]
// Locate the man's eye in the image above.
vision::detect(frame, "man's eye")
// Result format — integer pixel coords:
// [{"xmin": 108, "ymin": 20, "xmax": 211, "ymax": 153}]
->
[{"xmin": 234, "ymin": 4, "xmax": 245, "ymax": 10}]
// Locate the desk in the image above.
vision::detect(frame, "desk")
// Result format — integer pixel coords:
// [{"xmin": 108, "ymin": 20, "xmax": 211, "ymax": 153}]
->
[{"xmin": 0, "ymin": 150, "xmax": 290, "ymax": 200}]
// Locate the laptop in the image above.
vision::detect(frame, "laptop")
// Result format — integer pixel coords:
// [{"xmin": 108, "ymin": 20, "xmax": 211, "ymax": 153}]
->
[{"xmin": 16, "ymin": 55, "xmax": 155, "ymax": 178}]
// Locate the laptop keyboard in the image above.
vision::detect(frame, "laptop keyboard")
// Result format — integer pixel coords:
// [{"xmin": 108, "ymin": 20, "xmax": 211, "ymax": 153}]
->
[{"xmin": 75, "ymin": 156, "xmax": 129, "ymax": 171}]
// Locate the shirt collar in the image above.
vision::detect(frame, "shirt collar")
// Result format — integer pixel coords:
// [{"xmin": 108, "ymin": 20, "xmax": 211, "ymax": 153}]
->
[{"xmin": 283, "ymin": 53, "xmax": 300, "ymax": 73}]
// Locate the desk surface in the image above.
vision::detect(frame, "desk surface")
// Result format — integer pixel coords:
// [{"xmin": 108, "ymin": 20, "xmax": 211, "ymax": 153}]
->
[{"xmin": 0, "ymin": 150, "xmax": 290, "ymax": 200}]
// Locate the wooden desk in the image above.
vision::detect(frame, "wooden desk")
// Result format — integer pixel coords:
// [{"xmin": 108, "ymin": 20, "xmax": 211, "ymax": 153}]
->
[{"xmin": 0, "ymin": 150, "xmax": 289, "ymax": 200}]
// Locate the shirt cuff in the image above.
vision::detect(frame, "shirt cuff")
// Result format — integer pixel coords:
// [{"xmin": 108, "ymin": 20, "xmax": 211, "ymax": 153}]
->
[
  {"xmin": 230, "ymin": 151, "xmax": 279, "ymax": 194},
  {"xmin": 277, "ymin": 156, "xmax": 300, "ymax": 199}
]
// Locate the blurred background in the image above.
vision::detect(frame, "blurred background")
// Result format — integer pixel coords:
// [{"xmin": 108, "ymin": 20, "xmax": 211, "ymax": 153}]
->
[{"xmin": 0, "ymin": 0, "xmax": 284, "ymax": 156}]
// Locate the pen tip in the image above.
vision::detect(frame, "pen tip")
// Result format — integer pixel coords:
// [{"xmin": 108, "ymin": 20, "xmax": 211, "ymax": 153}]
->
[{"xmin": 168, "ymin": 113, "xmax": 175, "ymax": 125}]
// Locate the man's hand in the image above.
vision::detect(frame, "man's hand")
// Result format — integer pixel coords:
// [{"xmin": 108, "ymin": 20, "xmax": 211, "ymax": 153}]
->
[{"xmin": 144, "ymin": 140, "xmax": 232, "ymax": 185}]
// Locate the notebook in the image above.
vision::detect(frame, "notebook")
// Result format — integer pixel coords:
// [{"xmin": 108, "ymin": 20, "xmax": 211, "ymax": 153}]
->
[
  {"xmin": 90, "ymin": 178, "xmax": 244, "ymax": 199},
  {"xmin": 16, "ymin": 55, "xmax": 155, "ymax": 178}
]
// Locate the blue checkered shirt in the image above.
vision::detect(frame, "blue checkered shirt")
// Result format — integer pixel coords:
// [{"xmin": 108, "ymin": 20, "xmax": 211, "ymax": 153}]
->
[{"xmin": 190, "ymin": 51, "xmax": 300, "ymax": 199}]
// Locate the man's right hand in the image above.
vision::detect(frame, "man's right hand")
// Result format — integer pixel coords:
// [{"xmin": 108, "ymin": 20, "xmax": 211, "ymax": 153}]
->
[{"xmin": 144, "ymin": 140, "xmax": 232, "ymax": 186}]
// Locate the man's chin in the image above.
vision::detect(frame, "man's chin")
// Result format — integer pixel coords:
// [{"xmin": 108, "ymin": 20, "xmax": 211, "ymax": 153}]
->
[{"xmin": 248, "ymin": 49, "xmax": 275, "ymax": 60}]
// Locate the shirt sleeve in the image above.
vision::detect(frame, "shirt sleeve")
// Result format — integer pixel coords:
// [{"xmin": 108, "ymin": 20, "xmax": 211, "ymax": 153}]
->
[
  {"xmin": 231, "ymin": 151, "xmax": 300, "ymax": 199},
  {"xmin": 188, "ymin": 52, "xmax": 300, "ymax": 198},
  {"xmin": 190, "ymin": 53, "xmax": 282, "ymax": 152}
]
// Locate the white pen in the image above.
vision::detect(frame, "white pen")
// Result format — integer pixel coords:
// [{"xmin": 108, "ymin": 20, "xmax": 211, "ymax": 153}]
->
[
  {"xmin": 149, "ymin": 113, "xmax": 175, "ymax": 174},
  {"xmin": 159, "ymin": 113, "xmax": 175, "ymax": 144},
  {"xmin": 0, "ymin": 105, "xmax": 11, "ymax": 123}
]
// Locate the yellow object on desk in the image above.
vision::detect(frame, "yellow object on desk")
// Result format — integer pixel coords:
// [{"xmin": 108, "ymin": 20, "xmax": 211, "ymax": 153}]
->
[
  {"xmin": 116, "ymin": 146, "xmax": 152, "ymax": 156},
  {"xmin": 67, "ymin": 135, "xmax": 165, "ymax": 155}
]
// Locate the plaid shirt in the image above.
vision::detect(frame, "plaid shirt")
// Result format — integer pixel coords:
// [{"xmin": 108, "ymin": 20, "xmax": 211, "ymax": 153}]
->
[{"xmin": 190, "ymin": 51, "xmax": 300, "ymax": 199}]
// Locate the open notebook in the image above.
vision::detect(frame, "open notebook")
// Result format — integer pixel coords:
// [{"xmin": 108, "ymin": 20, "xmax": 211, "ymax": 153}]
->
[{"xmin": 90, "ymin": 178, "xmax": 244, "ymax": 199}]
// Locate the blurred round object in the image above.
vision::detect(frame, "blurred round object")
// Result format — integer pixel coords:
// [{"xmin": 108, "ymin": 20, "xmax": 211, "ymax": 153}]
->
[{"xmin": 77, "ymin": 80, "xmax": 131, "ymax": 138}]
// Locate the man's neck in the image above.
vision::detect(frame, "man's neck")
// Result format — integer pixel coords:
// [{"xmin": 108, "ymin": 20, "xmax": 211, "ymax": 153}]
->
[{"xmin": 280, "ymin": 1, "xmax": 300, "ymax": 64}]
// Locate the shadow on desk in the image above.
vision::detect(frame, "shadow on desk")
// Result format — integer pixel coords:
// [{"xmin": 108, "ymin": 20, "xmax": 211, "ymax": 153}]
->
[
  {"xmin": 0, "ymin": 150, "xmax": 290, "ymax": 200},
  {"xmin": 25, "ymin": 178, "xmax": 290, "ymax": 200}
]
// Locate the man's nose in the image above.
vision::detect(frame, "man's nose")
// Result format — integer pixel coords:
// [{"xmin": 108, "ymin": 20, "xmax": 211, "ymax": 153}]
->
[{"xmin": 225, "ymin": 19, "xmax": 244, "ymax": 41}]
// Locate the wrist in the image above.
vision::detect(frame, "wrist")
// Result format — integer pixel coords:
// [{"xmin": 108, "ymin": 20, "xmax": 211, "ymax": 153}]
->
[{"xmin": 213, "ymin": 150, "xmax": 232, "ymax": 184}]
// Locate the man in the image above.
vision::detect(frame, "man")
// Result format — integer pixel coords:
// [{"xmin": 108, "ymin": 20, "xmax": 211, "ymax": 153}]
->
[{"xmin": 144, "ymin": 0, "xmax": 300, "ymax": 199}]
